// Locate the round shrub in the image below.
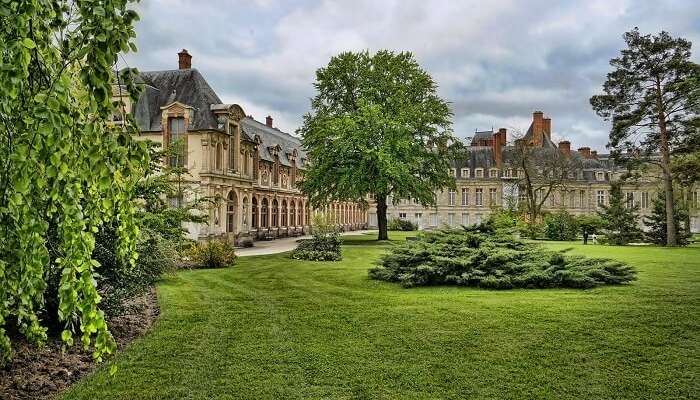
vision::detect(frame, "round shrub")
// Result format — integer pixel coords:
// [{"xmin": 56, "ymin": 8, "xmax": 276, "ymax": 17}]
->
[{"xmin": 190, "ymin": 240, "xmax": 237, "ymax": 268}]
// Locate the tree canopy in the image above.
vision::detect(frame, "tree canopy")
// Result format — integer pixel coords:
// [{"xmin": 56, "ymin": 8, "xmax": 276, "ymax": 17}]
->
[
  {"xmin": 299, "ymin": 50, "xmax": 457, "ymax": 240},
  {"xmin": 0, "ymin": 0, "xmax": 146, "ymax": 363}
]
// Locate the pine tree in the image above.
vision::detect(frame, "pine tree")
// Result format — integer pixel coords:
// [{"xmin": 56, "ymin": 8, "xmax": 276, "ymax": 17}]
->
[
  {"xmin": 643, "ymin": 194, "xmax": 690, "ymax": 245},
  {"xmin": 597, "ymin": 182, "xmax": 642, "ymax": 245}
]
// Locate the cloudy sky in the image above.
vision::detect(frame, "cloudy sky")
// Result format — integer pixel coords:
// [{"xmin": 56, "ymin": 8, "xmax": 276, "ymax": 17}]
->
[{"xmin": 123, "ymin": 0, "xmax": 700, "ymax": 151}]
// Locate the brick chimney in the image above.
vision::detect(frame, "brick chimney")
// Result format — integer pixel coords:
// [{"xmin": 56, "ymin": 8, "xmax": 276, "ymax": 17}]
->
[
  {"xmin": 577, "ymin": 147, "xmax": 591, "ymax": 159},
  {"xmin": 492, "ymin": 128, "xmax": 507, "ymax": 167},
  {"xmin": 558, "ymin": 140, "xmax": 571, "ymax": 157},
  {"xmin": 532, "ymin": 111, "xmax": 544, "ymax": 146},
  {"xmin": 543, "ymin": 118, "xmax": 552, "ymax": 139},
  {"xmin": 178, "ymin": 49, "xmax": 192, "ymax": 69},
  {"xmin": 266, "ymin": 115, "xmax": 273, "ymax": 128}
]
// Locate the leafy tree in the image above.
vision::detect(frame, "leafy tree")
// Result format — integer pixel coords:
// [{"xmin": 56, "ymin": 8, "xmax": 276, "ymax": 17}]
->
[
  {"xmin": 543, "ymin": 210, "xmax": 579, "ymax": 241},
  {"xmin": 299, "ymin": 51, "xmax": 456, "ymax": 240},
  {"xmin": 643, "ymin": 194, "xmax": 690, "ymax": 245},
  {"xmin": 591, "ymin": 28, "xmax": 700, "ymax": 246},
  {"xmin": 0, "ymin": 1, "xmax": 145, "ymax": 363},
  {"xmin": 575, "ymin": 214, "xmax": 604, "ymax": 245},
  {"xmin": 597, "ymin": 182, "xmax": 642, "ymax": 245}
]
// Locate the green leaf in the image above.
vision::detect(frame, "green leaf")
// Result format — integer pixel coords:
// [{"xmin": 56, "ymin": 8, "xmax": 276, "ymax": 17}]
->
[{"xmin": 21, "ymin": 38, "xmax": 36, "ymax": 49}]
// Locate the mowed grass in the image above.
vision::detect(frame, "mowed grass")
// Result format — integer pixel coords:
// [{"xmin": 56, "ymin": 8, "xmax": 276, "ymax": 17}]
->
[{"xmin": 63, "ymin": 233, "xmax": 700, "ymax": 399}]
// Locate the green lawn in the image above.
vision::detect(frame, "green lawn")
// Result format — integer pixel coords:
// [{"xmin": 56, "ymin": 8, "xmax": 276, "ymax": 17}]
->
[{"xmin": 63, "ymin": 233, "xmax": 700, "ymax": 399}]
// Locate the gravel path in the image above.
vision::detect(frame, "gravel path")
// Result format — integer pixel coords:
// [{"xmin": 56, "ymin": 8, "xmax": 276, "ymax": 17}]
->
[{"xmin": 236, "ymin": 230, "xmax": 377, "ymax": 257}]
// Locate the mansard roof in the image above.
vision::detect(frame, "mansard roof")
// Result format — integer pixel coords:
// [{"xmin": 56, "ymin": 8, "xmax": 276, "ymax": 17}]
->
[
  {"xmin": 131, "ymin": 67, "xmax": 307, "ymax": 169},
  {"xmin": 134, "ymin": 68, "xmax": 222, "ymax": 131},
  {"xmin": 240, "ymin": 117, "xmax": 307, "ymax": 169}
]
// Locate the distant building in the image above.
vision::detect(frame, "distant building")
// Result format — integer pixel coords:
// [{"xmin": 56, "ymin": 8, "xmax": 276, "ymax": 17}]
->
[
  {"xmin": 113, "ymin": 50, "xmax": 366, "ymax": 243},
  {"xmin": 368, "ymin": 111, "xmax": 700, "ymax": 233}
]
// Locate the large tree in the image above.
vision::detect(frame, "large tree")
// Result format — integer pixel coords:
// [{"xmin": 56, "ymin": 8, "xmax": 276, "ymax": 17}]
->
[
  {"xmin": 299, "ymin": 51, "xmax": 456, "ymax": 240},
  {"xmin": 591, "ymin": 28, "xmax": 700, "ymax": 246},
  {"xmin": 0, "ymin": 1, "xmax": 146, "ymax": 363}
]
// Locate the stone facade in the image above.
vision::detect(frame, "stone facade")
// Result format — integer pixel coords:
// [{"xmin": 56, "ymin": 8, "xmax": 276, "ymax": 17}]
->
[
  {"xmin": 114, "ymin": 50, "xmax": 367, "ymax": 243},
  {"xmin": 368, "ymin": 111, "xmax": 700, "ymax": 233}
]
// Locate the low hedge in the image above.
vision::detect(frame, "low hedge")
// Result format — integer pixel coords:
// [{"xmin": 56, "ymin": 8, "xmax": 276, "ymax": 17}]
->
[
  {"xmin": 290, "ymin": 232, "xmax": 342, "ymax": 261},
  {"xmin": 369, "ymin": 224, "xmax": 636, "ymax": 289}
]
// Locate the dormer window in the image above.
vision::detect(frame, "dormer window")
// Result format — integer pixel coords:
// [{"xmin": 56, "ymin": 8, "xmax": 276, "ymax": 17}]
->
[
  {"xmin": 596, "ymin": 171, "xmax": 605, "ymax": 181},
  {"xmin": 450, "ymin": 168, "xmax": 457, "ymax": 177},
  {"xmin": 461, "ymin": 168, "xmax": 470, "ymax": 178},
  {"xmin": 475, "ymin": 168, "xmax": 484, "ymax": 178},
  {"xmin": 489, "ymin": 168, "xmax": 499, "ymax": 178}
]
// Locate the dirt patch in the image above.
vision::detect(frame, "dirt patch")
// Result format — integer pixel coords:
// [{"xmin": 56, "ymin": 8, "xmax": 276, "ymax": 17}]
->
[{"xmin": 0, "ymin": 288, "xmax": 159, "ymax": 400}]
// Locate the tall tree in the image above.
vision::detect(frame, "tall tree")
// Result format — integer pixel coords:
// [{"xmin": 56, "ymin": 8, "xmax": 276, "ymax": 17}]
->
[
  {"xmin": 643, "ymin": 193, "xmax": 689, "ymax": 246},
  {"xmin": 591, "ymin": 28, "xmax": 700, "ymax": 246},
  {"xmin": 597, "ymin": 182, "xmax": 642, "ymax": 245},
  {"xmin": 0, "ymin": 1, "xmax": 146, "ymax": 363},
  {"xmin": 299, "ymin": 51, "xmax": 456, "ymax": 240}
]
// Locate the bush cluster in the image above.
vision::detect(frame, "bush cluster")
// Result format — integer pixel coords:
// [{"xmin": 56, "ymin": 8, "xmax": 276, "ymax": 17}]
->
[
  {"xmin": 369, "ymin": 224, "xmax": 636, "ymax": 289},
  {"xmin": 189, "ymin": 240, "xmax": 238, "ymax": 268},
  {"xmin": 543, "ymin": 211, "xmax": 579, "ymax": 241},
  {"xmin": 290, "ymin": 232, "xmax": 342, "ymax": 261},
  {"xmin": 388, "ymin": 217, "xmax": 418, "ymax": 231}
]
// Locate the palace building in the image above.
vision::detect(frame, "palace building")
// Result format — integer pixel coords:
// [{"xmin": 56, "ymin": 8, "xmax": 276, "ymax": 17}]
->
[
  {"xmin": 114, "ymin": 50, "xmax": 367, "ymax": 243},
  {"xmin": 368, "ymin": 111, "xmax": 700, "ymax": 233}
]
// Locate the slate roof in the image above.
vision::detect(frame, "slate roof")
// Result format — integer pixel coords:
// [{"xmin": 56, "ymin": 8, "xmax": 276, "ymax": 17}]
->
[
  {"xmin": 134, "ymin": 69, "xmax": 222, "ymax": 132},
  {"xmin": 131, "ymin": 68, "xmax": 307, "ymax": 168}
]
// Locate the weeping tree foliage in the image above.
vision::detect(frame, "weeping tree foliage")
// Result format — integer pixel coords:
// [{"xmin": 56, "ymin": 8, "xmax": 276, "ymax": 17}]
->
[
  {"xmin": 590, "ymin": 28, "xmax": 700, "ymax": 246},
  {"xmin": 0, "ymin": 1, "xmax": 147, "ymax": 363},
  {"xmin": 299, "ymin": 50, "xmax": 457, "ymax": 241}
]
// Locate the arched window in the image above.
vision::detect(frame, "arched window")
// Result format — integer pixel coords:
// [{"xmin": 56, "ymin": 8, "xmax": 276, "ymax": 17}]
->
[
  {"xmin": 216, "ymin": 142, "xmax": 223, "ymax": 170},
  {"xmin": 242, "ymin": 197, "xmax": 248, "ymax": 230},
  {"xmin": 271, "ymin": 199, "xmax": 279, "ymax": 227},
  {"xmin": 281, "ymin": 200, "xmax": 288, "ymax": 227},
  {"xmin": 261, "ymin": 198, "xmax": 268, "ymax": 228},
  {"xmin": 290, "ymin": 201, "xmax": 296, "ymax": 226},
  {"xmin": 252, "ymin": 197, "xmax": 258, "ymax": 228},
  {"xmin": 226, "ymin": 190, "xmax": 237, "ymax": 233}
]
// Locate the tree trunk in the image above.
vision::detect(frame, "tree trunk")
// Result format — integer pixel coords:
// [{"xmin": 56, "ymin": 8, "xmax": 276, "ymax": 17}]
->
[
  {"xmin": 376, "ymin": 194, "xmax": 389, "ymax": 241},
  {"xmin": 657, "ymin": 78, "xmax": 678, "ymax": 246}
]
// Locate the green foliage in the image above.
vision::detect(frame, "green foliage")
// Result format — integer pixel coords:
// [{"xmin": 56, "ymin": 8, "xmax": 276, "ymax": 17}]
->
[
  {"xmin": 575, "ymin": 214, "xmax": 604, "ymax": 244},
  {"xmin": 299, "ymin": 50, "xmax": 457, "ymax": 240},
  {"xmin": 543, "ymin": 211, "xmax": 579, "ymax": 241},
  {"xmin": 290, "ymin": 213, "xmax": 342, "ymax": 261},
  {"xmin": 369, "ymin": 224, "xmax": 636, "ymax": 289},
  {"xmin": 516, "ymin": 219, "xmax": 544, "ymax": 239},
  {"xmin": 486, "ymin": 208, "xmax": 519, "ymax": 230},
  {"xmin": 388, "ymin": 217, "xmax": 417, "ymax": 231},
  {"xmin": 0, "ymin": 0, "xmax": 145, "ymax": 363},
  {"xmin": 643, "ymin": 194, "xmax": 690, "ymax": 246},
  {"xmin": 190, "ymin": 240, "xmax": 237, "ymax": 269},
  {"xmin": 597, "ymin": 182, "xmax": 642, "ymax": 245}
]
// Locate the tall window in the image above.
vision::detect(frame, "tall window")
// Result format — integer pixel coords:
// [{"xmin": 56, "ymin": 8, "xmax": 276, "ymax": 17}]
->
[
  {"xmin": 641, "ymin": 192, "xmax": 649, "ymax": 209},
  {"xmin": 305, "ymin": 204, "xmax": 310, "ymax": 225},
  {"xmin": 596, "ymin": 190, "xmax": 606, "ymax": 207},
  {"xmin": 489, "ymin": 188, "xmax": 497, "ymax": 205},
  {"xmin": 448, "ymin": 189, "xmax": 456, "ymax": 206},
  {"xmin": 475, "ymin": 188, "xmax": 483, "ymax": 206},
  {"xmin": 242, "ymin": 197, "xmax": 248, "ymax": 230},
  {"xmin": 261, "ymin": 198, "xmax": 268, "ymax": 228},
  {"xmin": 281, "ymin": 200, "xmax": 288, "ymax": 227},
  {"xmin": 168, "ymin": 117, "xmax": 186, "ymax": 167},
  {"xmin": 215, "ymin": 142, "xmax": 223, "ymax": 171},
  {"xmin": 226, "ymin": 191, "xmax": 236, "ymax": 233},
  {"xmin": 580, "ymin": 190, "xmax": 586, "ymax": 208},
  {"xmin": 228, "ymin": 124, "xmax": 236, "ymax": 172},
  {"xmin": 290, "ymin": 201, "xmax": 296, "ymax": 226},
  {"xmin": 430, "ymin": 213, "xmax": 438, "ymax": 226},
  {"xmin": 462, "ymin": 213, "xmax": 469, "ymax": 225},
  {"xmin": 271, "ymin": 199, "xmax": 279, "ymax": 227},
  {"xmin": 251, "ymin": 197, "xmax": 258, "ymax": 228},
  {"xmin": 461, "ymin": 188, "xmax": 469, "ymax": 205},
  {"xmin": 448, "ymin": 213, "xmax": 455, "ymax": 226},
  {"xmin": 626, "ymin": 192, "xmax": 634, "ymax": 209}
]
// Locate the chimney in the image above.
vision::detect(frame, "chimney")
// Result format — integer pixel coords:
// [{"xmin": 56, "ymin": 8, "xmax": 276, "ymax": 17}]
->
[
  {"xmin": 265, "ymin": 115, "xmax": 273, "ymax": 128},
  {"xmin": 492, "ymin": 128, "xmax": 506, "ymax": 167},
  {"xmin": 577, "ymin": 147, "xmax": 591, "ymax": 159},
  {"xmin": 591, "ymin": 150, "xmax": 598, "ymax": 159},
  {"xmin": 178, "ymin": 49, "xmax": 192, "ymax": 69},
  {"xmin": 532, "ymin": 111, "xmax": 544, "ymax": 146},
  {"xmin": 558, "ymin": 141, "xmax": 571, "ymax": 157},
  {"xmin": 543, "ymin": 118, "xmax": 552, "ymax": 139}
]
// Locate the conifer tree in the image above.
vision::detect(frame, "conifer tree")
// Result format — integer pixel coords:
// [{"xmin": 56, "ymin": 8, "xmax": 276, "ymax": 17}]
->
[
  {"xmin": 643, "ymin": 194, "xmax": 690, "ymax": 245},
  {"xmin": 597, "ymin": 182, "xmax": 642, "ymax": 245}
]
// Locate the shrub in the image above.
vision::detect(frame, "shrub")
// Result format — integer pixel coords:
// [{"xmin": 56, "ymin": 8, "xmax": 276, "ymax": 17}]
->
[
  {"xmin": 388, "ymin": 217, "xmax": 418, "ymax": 231},
  {"xmin": 368, "ymin": 224, "xmax": 636, "ymax": 289},
  {"xmin": 543, "ymin": 210, "xmax": 579, "ymax": 241},
  {"xmin": 290, "ymin": 213, "xmax": 342, "ymax": 261},
  {"xmin": 190, "ymin": 240, "xmax": 237, "ymax": 268}
]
